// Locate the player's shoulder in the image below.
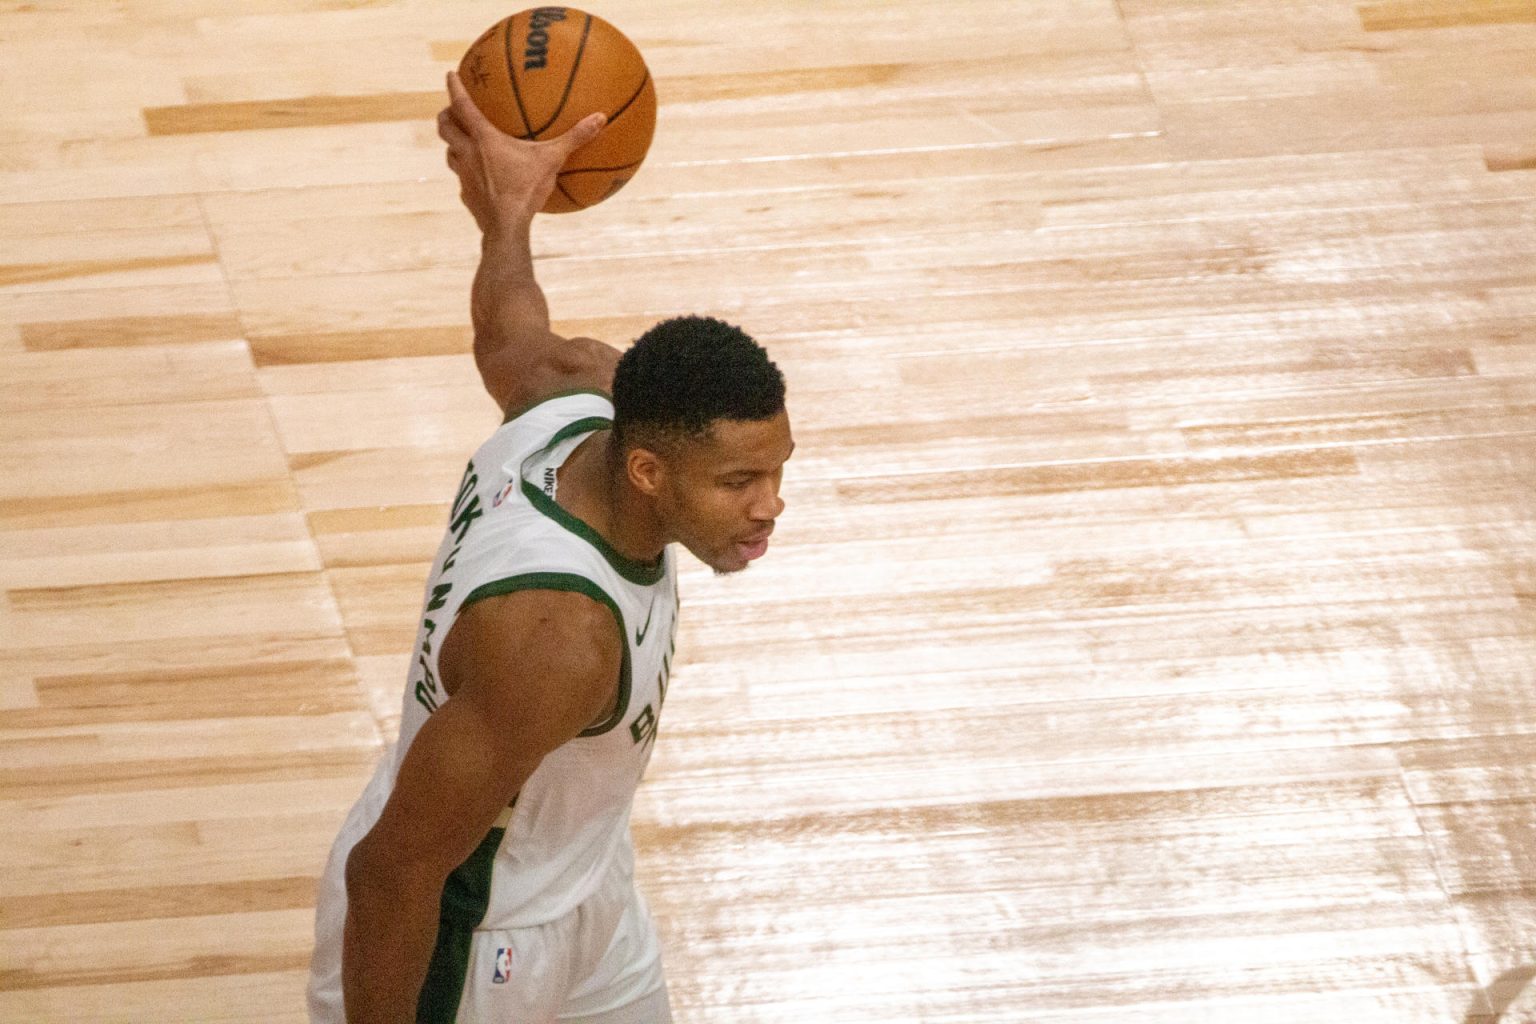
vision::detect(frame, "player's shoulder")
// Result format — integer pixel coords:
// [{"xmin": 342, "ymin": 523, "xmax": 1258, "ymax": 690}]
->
[
  {"xmin": 444, "ymin": 584, "xmax": 623, "ymax": 702},
  {"xmin": 482, "ymin": 333, "xmax": 621, "ymax": 421},
  {"xmin": 458, "ymin": 582, "xmax": 618, "ymax": 650}
]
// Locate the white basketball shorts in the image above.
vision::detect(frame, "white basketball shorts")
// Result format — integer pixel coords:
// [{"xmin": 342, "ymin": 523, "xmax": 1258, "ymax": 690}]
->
[{"xmin": 306, "ymin": 836, "xmax": 670, "ymax": 1023}]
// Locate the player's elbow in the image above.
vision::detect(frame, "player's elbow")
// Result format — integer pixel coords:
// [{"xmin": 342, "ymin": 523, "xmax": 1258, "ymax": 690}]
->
[
  {"xmin": 344, "ymin": 831, "xmax": 442, "ymax": 911},
  {"xmin": 343, "ymin": 834, "xmax": 389, "ymax": 903}
]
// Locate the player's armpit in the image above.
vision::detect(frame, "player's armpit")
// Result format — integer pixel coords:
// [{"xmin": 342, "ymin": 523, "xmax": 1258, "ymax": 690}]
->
[
  {"xmin": 476, "ymin": 328, "xmax": 622, "ymax": 418},
  {"xmin": 340, "ymin": 589, "xmax": 621, "ymax": 1023}
]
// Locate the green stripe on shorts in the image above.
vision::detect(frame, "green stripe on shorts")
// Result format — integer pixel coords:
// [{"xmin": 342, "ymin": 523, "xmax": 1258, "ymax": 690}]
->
[{"xmin": 416, "ymin": 825, "xmax": 505, "ymax": 1023}]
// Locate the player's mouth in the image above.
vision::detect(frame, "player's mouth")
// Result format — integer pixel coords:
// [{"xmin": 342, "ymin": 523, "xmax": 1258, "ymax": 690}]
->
[{"xmin": 736, "ymin": 527, "xmax": 773, "ymax": 563}]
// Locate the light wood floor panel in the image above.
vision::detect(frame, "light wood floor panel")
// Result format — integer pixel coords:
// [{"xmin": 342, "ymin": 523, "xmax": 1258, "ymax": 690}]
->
[
  {"xmin": 0, "ymin": 971, "xmax": 312, "ymax": 1024},
  {"xmin": 0, "ymin": 343, "xmax": 258, "ymax": 411},
  {"xmin": 0, "ymin": 135, "xmax": 216, "ymax": 205},
  {"xmin": 0, "ymin": 802, "xmax": 356, "ymax": 888},
  {"xmin": 5, "ymin": 573, "xmax": 343, "ymax": 648},
  {"xmin": 3, "ymin": 0, "xmax": 1535, "ymax": 1020},
  {"xmin": 0, "ymin": 514, "xmax": 318, "ymax": 589},
  {"xmin": 228, "ymin": 265, "xmax": 469, "ymax": 337},
  {"xmin": 286, "ymin": 443, "xmax": 479, "ymax": 512},
  {"xmin": 0, "ymin": 906, "xmax": 313, "ymax": 989},
  {"xmin": 1127, "ymin": 6, "xmax": 1536, "ymax": 163}
]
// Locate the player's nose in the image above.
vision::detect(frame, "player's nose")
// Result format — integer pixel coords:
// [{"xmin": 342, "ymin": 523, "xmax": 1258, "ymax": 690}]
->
[{"xmin": 751, "ymin": 490, "xmax": 785, "ymax": 522}]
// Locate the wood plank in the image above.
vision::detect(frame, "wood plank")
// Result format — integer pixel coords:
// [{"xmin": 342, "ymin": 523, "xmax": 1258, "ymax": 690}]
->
[
  {"xmin": 21, "ymin": 314, "xmax": 244, "ymax": 351},
  {"xmin": 143, "ymin": 91, "xmax": 440, "ymax": 135},
  {"xmin": 1360, "ymin": 0, "xmax": 1536, "ymax": 32},
  {"xmin": 0, "ymin": 253, "xmax": 215, "ymax": 290},
  {"xmin": 0, "ymin": 875, "xmax": 319, "ymax": 930},
  {"xmin": 247, "ymin": 325, "xmax": 470, "ymax": 365}
]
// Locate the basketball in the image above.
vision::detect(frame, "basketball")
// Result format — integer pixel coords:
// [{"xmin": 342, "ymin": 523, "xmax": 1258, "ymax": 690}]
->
[{"xmin": 458, "ymin": 7, "xmax": 657, "ymax": 214}]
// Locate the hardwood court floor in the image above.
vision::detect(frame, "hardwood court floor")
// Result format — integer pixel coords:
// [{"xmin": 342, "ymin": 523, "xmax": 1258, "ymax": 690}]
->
[{"xmin": 2, "ymin": 1, "xmax": 1535, "ymax": 1021}]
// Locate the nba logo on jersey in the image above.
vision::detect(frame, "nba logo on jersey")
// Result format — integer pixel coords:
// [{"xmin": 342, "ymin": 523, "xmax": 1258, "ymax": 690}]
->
[{"xmin": 493, "ymin": 947, "xmax": 513, "ymax": 984}]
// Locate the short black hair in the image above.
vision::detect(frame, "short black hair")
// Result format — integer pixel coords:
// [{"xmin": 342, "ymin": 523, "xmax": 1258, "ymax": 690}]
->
[{"xmin": 611, "ymin": 315, "xmax": 785, "ymax": 451}]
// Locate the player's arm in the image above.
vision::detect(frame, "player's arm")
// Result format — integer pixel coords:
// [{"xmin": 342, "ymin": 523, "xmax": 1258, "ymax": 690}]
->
[
  {"xmin": 340, "ymin": 589, "xmax": 621, "ymax": 1024},
  {"xmin": 437, "ymin": 71, "xmax": 623, "ymax": 418}
]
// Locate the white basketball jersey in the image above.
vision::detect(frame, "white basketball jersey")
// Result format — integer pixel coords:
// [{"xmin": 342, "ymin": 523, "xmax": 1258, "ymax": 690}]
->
[{"xmin": 385, "ymin": 390, "xmax": 679, "ymax": 930}]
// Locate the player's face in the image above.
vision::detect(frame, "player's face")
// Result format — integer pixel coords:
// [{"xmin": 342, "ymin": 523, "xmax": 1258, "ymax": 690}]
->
[{"xmin": 657, "ymin": 411, "xmax": 794, "ymax": 575}]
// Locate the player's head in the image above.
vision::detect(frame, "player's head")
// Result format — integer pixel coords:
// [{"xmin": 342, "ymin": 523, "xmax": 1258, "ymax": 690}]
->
[{"xmin": 612, "ymin": 315, "xmax": 793, "ymax": 574}]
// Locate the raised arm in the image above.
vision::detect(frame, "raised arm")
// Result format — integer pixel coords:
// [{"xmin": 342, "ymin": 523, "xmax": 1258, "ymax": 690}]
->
[
  {"xmin": 340, "ymin": 589, "xmax": 621, "ymax": 1023},
  {"xmin": 437, "ymin": 71, "xmax": 623, "ymax": 416}
]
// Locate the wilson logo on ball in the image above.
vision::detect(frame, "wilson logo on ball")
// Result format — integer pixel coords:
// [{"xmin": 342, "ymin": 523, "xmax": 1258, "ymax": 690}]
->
[{"xmin": 523, "ymin": 7, "xmax": 568, "ymax": 70}]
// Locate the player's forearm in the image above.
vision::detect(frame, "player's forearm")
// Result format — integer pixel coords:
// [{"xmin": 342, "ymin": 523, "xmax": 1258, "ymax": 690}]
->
[
  {"xmin": 341, "ymin": 853, "xmax": 443, "ymax": 1023},
  {"xmin": 470, "ymin": 220, "xmax": 552, "ymax": 370}
]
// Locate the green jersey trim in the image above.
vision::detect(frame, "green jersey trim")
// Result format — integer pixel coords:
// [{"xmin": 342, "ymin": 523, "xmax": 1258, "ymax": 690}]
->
[
  {"xmin": 460, "ymin": 572, "xmax": 632, "ymax": 738},
  {"xmin": 417, "ymin": 824, "xmax": 505, "ymax": 1022},
  {"xmin": 519, "ymin": 417, "xmax": 666, "ymax": 586},
  {"xmin": 501, "ymin": 387, "xmax": 612, "ymax": 425},
  {"xmin": 546, "ymin": 414, "xmax": 613, "ymax": 452}
]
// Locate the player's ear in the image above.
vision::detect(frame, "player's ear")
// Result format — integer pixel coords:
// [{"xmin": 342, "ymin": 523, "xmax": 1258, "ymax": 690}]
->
[{"xmin": 625, "ymin": 446, "xmax": 666, "ymax": 497}]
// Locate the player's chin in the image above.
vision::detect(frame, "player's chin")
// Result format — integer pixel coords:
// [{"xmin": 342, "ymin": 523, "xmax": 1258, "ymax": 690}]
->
[
  {"xmin": 714, "ymin": 537, "xmax": 772, "ymax": 575},
  {"xmin": 707, "ymin": 550, "xmax": 750, "ymax": 577}
]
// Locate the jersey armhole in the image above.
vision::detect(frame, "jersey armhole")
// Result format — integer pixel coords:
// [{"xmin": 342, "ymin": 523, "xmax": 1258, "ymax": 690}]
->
[
  {"xmin": 458, "ymin": 572, "xmax": 631, "ymax": 737},
  {"xmin": 501, "ymin": 388, "xmax": 613, "ymax": 427}
]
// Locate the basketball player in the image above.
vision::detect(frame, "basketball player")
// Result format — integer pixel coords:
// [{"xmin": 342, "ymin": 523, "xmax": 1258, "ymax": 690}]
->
[{"xmin": 305, "ymin": 72, "xmax": 793, "ymax": 1023}]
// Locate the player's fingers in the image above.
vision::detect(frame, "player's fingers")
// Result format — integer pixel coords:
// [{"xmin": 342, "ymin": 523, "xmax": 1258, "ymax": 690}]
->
[
  {"xmin": 550, "ymin": 112, "xmax": 606, "ymax": 156},
  {"xmin": 437, "ymin": 107, "xmax": 472, "ymax": 151},
  {"xmin": 445, "ymin": 71, "xmax": 496, "ymax": 138}
]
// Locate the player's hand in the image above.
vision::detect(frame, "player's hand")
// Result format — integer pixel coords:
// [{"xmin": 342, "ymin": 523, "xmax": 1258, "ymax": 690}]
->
[{"xmin": 438, "ymin": 71, "xmax": 605, "ymax": 233}]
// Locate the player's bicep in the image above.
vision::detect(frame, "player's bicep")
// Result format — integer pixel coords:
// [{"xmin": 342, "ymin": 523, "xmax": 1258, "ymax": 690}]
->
[
  {"xmin": 354, "ymin": 693, "xmax": 535, "ymax": 882},
  {"xmin": 349, "ymin": 592, "xmax": 621, "ymax": 882}
]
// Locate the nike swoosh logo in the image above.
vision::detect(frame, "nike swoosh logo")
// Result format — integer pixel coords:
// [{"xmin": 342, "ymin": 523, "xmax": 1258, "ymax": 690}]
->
[{"xmin": 635, "ymin": 597, "xmax": 656, "ymax": 645}]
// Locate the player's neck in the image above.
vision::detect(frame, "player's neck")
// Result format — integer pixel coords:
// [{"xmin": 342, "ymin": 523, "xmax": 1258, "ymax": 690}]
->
[{"xmin": 557, "ymin": 430, "xmax": 666, "ymax": 566}]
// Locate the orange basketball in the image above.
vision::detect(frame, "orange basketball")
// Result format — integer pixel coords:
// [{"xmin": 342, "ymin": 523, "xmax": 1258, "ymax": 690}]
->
[{"xmin": 458, "ymin": 7, "xmax": 656, "ymax": 214}]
